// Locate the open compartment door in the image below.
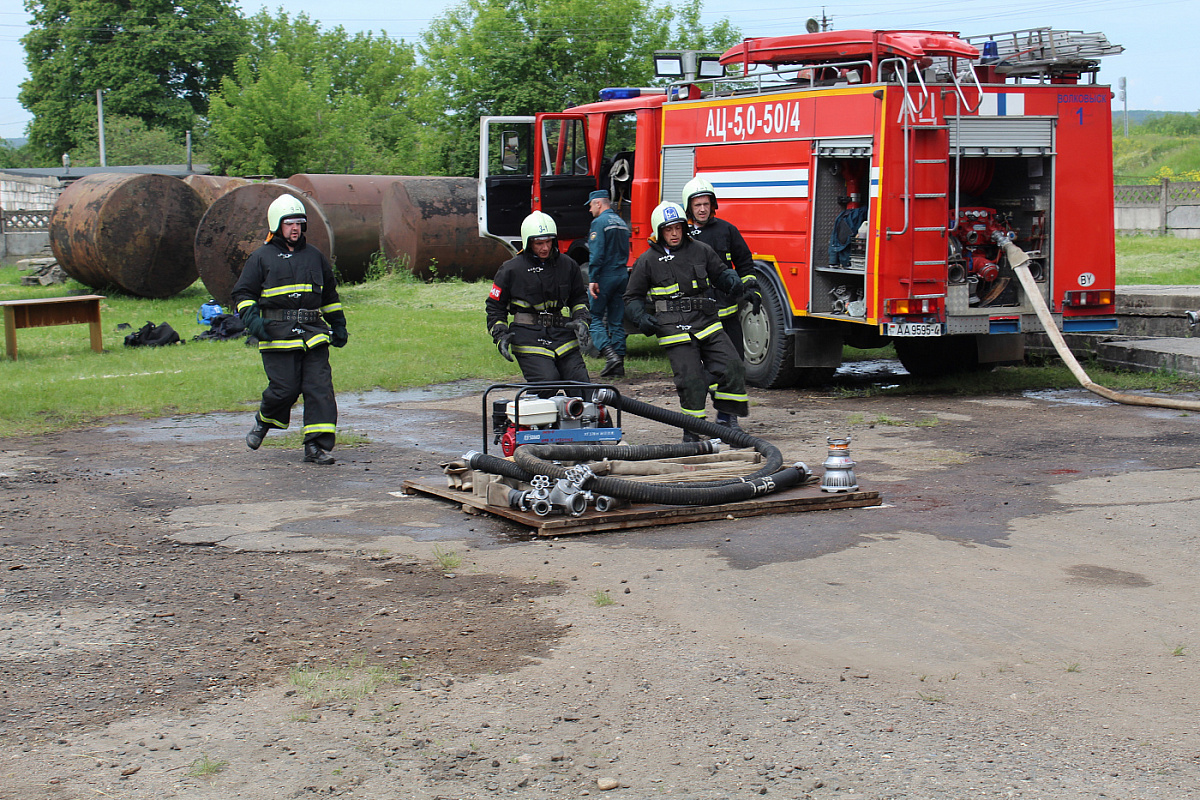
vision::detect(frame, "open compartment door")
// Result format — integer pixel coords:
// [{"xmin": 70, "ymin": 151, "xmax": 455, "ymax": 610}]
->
[
  {"xmin": 479, "ymin": 116, "xmax": 535, "ymax": 251},
  {"xmin": 534, "ymin": 113, "xmax": 595, "ymax": 241}
]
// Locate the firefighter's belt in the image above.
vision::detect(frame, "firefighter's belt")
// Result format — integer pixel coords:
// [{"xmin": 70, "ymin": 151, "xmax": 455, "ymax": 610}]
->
[
  {"xmin": 513, "ymin": 311, "xmax": 568, "ymax": 327},
  {"xmin": 263, "ymin": 308, "xmax": 323, "ymax": 323},
  {"xmin": 655, "ymin": 297, "xmax": 717, "ymax": 314}
]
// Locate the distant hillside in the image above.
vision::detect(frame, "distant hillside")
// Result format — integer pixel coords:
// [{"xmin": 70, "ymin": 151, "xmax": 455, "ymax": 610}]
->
[
  {"xmin": 1113, "ymin": 110, "xmax": 1199, "ymax": 126},
  {"xmin": 2, "ymin": 138, "xmax": 27, "ymax": 149}
]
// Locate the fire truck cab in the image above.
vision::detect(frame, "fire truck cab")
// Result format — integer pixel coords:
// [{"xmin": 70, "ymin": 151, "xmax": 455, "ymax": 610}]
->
[{"xmin": 478, "ymin": 28, "xmax": 1122, "ymax": 386}]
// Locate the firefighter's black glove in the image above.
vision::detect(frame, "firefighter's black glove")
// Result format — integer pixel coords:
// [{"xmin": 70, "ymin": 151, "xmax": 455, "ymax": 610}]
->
[
  {"xmin": 743, "ymin": 276, "xmax": 762, "ymax": 314},
  {"xmin": 491, "ymin": 323, "xmax": 514, "ymax": 362},
  {"xmin": 567, "ymin": 318, "xmax": 592, "ymax": 354},
  {"xmin": 722, "ymin": 270, "xmax": 746, "ymax": 300},
  {"xmin": 325, "ymin": 309, "xmax": 348, "ymax": 347},
  {"xmin": 638, "ymin": 315, "xmax": 658, "ymax": 336},
  {"xmin": 496, "ymin": 333, "xmax": 514, "ymax": 362},
  {"xmin": 239, "ymin": 303, "xmax": 267, "ymax": 340}
]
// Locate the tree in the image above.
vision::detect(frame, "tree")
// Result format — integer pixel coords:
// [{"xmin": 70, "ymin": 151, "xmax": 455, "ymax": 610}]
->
[
  {"xmin": 417, "ymin": 0, "xmax": 739, "ymax": 176},
  {"xmin": 205, "ymin": 10, "xmax": 421, "ymax": 176},
  {"xmin": 66, "ymin": 114, "xmax": 191, "ymax": 167},
  {"xmin": 19, "ymin": 0, "xmax": 247, "ymax": 159}
]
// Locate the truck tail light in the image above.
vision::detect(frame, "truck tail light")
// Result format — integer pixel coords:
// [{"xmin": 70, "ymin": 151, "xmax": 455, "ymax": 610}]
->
[
  {"xmin": 885, "ymin": 297, "xmax": 942, "ymax": 316},
  {"xmin": 1063, "ymin": 290, "xmax": 1114, "ymax": 308}
]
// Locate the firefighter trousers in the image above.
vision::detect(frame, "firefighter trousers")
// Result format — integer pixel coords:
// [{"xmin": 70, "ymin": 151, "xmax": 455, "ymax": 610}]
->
[
  {"xmin": 257, "ymin": 346, "xmax": 337, "ymax": 451},
  {"xmin": 515, "ymin": 349, "xmax": 590, "ymax": 385},
  {"xmin": 664, "ymin": 330, "xmax": 748, "ymax": 419},
  {"xmin": 589, "ymin": 270, "xmax": 628, "ymax": 356},
  {"xmin": 720, "ymin": 312, "xmax": 745, "ymax": 360}
]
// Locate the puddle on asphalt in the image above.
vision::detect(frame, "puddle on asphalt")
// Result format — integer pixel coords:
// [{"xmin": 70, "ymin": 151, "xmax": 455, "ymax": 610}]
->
[
  {"xmin": 108, "ymin": 380, "xmax": 492, "ymax": 446},
  {"xmin": 1023, "ymin": 389, "xmax": 1114, "ymax": 407}
]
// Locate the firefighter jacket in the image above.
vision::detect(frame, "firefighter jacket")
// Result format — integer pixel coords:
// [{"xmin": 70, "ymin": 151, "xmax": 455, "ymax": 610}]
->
[
  {"xmin": 232, "ymin": 235, "xmax": 344, "ymax": 353},
  {"xmin": 486, "ymin": 248, "xmax": 590, "ymax": 359},
  {"xmin": 624, "ymin": 236, "xmax": 741, "ymax": 347},
  {"xmin": 586, "ymin": 207, "xmax": 631, "ymax": 279},
  {"xmin": 689, "ymin": 216, "xmax": 755, "ymax": 319}
]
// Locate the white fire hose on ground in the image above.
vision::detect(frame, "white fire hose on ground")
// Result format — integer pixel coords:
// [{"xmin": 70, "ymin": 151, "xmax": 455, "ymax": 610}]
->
[{"xmin": 1002, "ymin": 235, "xmax": 1200, "ymax": 413}]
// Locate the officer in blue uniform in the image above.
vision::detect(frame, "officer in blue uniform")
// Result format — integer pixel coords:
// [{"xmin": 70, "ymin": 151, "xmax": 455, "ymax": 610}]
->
[{"xmin": 585, "ymin": 189, "xmax": 631, "ymax": 378}]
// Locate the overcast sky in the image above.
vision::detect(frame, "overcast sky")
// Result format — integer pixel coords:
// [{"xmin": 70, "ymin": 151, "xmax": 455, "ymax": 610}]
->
[{"xmin": 1, "ymin": 0, "xmax": 1195, "ymax": 142}]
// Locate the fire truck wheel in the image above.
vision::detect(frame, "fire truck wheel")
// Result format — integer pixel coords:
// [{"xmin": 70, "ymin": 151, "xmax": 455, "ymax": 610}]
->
[
  {"xmin": 894, "ymin": 335, "xmax": 987, "ymax": 378},
  {"xmin": 741, "ymin": 276, "xmax": 840, "ymax": 388}
]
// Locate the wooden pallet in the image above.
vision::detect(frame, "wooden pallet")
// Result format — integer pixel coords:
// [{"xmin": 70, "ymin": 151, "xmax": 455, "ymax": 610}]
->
[{"xmin": 401, "ymin": 478, "xmax": 882, "ymax": 536}]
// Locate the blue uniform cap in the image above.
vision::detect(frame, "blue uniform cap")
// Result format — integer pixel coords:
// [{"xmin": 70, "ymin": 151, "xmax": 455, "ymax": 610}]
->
[{"xmin": 585, "ymin": 190, "xmax": 610, "ymax": 205}]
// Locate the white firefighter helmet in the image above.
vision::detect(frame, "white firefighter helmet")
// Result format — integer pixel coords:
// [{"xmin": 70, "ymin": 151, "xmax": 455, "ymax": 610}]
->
[
  {"xmin": 520, "ymin": 210, "xmax": 558, "ymax": 249},
  {"xmin": 650, "ymin": 201, "xmax": 688, "ymax": 242},
  {"xmin": 267, "ymin": 194, "xmax": 307, "ymax": 233},
  {"xmin": 682, "ymin": 176, "xmax": 718, "ymax": 214}
]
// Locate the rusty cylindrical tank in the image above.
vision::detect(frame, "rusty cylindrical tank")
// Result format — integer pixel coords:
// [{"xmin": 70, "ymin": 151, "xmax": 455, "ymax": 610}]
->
[
  {"xmin": 380, "ymin": 177, "xmax": 511, "ymax": 281},
  {"xmin": 182, "ymin": 174, "xmax": 251, "ymax": 207},
  {"xmin": 285, "ymin": 174, "xmax": 417, "ymax": 283},
  {"xmin": 193, "ymin": 183, "xmax": 334, "ymax": 307},
  {"xmin": 49, "ymin": 173, "xmax": 207, "ymax": 298}
]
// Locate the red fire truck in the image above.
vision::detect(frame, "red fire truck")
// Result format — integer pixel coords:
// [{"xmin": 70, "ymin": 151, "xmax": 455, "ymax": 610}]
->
[{"xmin": 478, "ymin": 27, "xmax": 1122, "ymax": 386}]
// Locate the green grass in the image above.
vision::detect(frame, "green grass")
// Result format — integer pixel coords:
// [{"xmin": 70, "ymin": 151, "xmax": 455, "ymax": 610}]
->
[
  {"xmin": 4, "ymin": 230, "xmax": 1200, "ymax": 438},
  {"xmin": 1115, "ymin": 235, "xmax": 1200, "ymax": 285},
  {"xmin": 591, "ymin": 590, "xmax": 615, "ymax": 607},
  {"xmin": 288, "ymin": 654, "xmax": 408, "ymax": 707},
  {"xmin": 1113, "ymin": 132, "xmax": 1200, "ymax": 184},
  {"xmin": 187, "ymin": 754, "xmax": 229, "ymax": 779},
  {"xmin": 432, "ymin": 544, "xmax": 462, "ymax": 572},
  {"xmin": 0, "ymin": 262, "xmax": 670, "ymax": 437}
]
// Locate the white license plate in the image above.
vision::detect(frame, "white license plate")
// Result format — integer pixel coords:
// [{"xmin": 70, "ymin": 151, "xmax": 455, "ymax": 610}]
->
[{"xmin": 886, "ymin": 322, "xmax": 943, "ymax": 337}]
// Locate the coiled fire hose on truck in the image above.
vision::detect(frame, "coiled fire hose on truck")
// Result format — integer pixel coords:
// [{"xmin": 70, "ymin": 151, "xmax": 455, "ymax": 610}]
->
[
  {"xmin": 1006, "ymin": 238, "xmax": 1200, "ymax": 412},
  {"xmin": 462, "ymin": 388, "xmax": 808, "ymax": 506}
]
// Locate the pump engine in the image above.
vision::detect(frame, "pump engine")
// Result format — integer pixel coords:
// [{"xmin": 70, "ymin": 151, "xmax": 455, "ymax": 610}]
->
[{"xmin": 492, "ymin": 392, "xmax": 618, "ymax": 457}]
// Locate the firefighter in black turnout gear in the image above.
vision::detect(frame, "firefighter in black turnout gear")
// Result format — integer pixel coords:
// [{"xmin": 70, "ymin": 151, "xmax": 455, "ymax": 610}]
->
[
  {"xmin": 683, "ymin": 177, "xmax": 761, "ymax": 359},
  {"xmin": 624, "ymin": 201, "xmax": 749, "ymax": 439},
  {"xmin": 233, "ymin": 194, "xmax": 347, "ymax": 465},
  {"xmin": 486, "ymin": 211, "xmax": 592, "ymax": 384}
]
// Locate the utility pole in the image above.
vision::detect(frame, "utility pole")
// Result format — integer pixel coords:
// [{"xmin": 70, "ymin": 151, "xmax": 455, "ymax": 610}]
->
[
  {"xmin": 96, "ymin": 89, "xmax": 107, "ymax": 166},
  {"xmin": 1118, "ymin": 77, "xmax": 1128, "ymax": 137}
]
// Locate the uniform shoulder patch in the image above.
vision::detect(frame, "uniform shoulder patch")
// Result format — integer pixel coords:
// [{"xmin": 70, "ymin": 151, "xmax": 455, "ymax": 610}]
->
[{"xmin": 488, "ymin": 283, "xmax": 503, "ymax": 300}]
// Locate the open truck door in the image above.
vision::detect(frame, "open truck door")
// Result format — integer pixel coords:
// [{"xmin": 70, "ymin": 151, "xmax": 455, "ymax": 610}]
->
[
  {"xmin": 533, "ymin": 113, "xmax": 594, "ymax": 243},
  {"xmin": 479, "ymin": 116, "xmax": 536, "ymax": 252}
]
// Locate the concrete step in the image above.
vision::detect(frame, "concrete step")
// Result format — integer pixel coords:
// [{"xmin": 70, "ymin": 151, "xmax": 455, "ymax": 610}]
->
[
  {"xmin": 1114, "ymin": 284, "xmax": 1200, "ymax": 337},
  {"xmin": 1026, "ymin": 332, "xmax": 1200, "ymax": 378},
  {"xmin": 1025, "ymin": 285, "xmax": 1200, "ymax": 378}
]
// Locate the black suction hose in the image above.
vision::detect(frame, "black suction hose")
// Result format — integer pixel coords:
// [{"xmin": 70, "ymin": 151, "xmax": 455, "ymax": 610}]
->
[
  {"xmin": 463, "ymin": 440, "xmax": 718, "ymax": 485},
  {"xmin": 593, "ymin": 388, "xmax": 784, "ymax": 483},
  {"xmin": 512, "ymin": 442, "xmax": 807, "ymax": 505},
  {"xmin": 465, "ymin": 388, "xmax": 806, "ymax": 506}
]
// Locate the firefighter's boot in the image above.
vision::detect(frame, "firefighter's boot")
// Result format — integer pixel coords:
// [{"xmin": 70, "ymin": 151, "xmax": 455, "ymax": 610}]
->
[
  {"xmin": 303, "ymin": 442, "xmax": 336, "ymax": 465},
  {"xmin": 716, "ymin": 411, "xmax": 741, "ymax": 431},
  {"xmin": 599, "ymin": 345, "xmax": 625, "ymax": 378},
  {"xmin": 682, "ymin": 428, "xmax": 702, "ymax": 443},
  {"xmin": 246, "ymin": 418, "xmax": 270, "ymax": 450}
]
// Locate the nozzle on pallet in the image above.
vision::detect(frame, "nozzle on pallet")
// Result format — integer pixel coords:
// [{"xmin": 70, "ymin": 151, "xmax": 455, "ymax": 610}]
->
[{"xmin": 820, "ymin": 437, "xmax": 858, "ymax": 493}]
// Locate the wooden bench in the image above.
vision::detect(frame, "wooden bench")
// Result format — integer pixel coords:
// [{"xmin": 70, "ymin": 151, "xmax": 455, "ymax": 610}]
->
[{"xmin": 1, "ymin": 295, "xmax": 105, "ymax": 360}]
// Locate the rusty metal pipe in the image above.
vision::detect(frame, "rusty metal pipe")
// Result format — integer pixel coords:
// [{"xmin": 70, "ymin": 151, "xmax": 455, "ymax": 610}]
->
[
  {"xmin": 49, "ymin": 173, "xmax": 207, "ymax": 299},
  {"xmin": 193, "ymin": 183, "xmax": 334, "ymax": 307},
  {"xmin": 285, "ymin": 174, "xmax": 418, "ymax": 283},
  {"xmin": 182, "ymin": 174, "xmax": 251, "ymax": 208},
  {"xmin": 380, "ymin": 177, "xmax": 510, "ymax": 281}
]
